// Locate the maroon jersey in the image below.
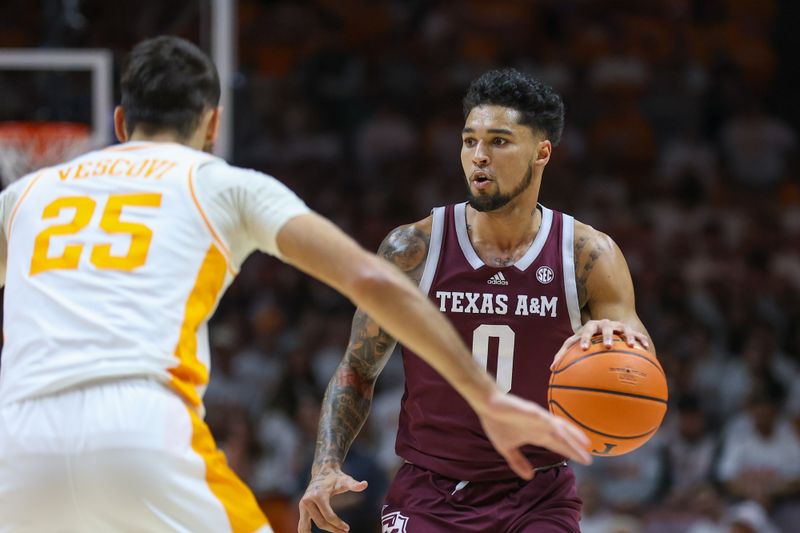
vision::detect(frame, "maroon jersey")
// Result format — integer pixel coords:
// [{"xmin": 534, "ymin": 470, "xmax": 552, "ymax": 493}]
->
[{"xmin": 396, "ymin": 202, "xmax": 582, "ymax": 481}]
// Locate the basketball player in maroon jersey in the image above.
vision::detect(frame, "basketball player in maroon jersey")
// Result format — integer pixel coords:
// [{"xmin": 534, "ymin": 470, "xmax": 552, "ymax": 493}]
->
[{"xmin": 298, "ymin": 69, "xmax": 653, "ymax": 533}]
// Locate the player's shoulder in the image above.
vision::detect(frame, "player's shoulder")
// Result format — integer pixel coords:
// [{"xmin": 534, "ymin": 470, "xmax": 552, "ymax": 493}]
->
[
  {"xmin": 0, "ymin": 171, "xmax": 37, "ymax": 206},
  {"xmin": 0, "ymin": 174, "xmax": 40, "ymax": 234},
  {"xmin": 196, "ymin": 159, "xmax": 285, "ymax": 191},
  {"xmin": 378, "ymin": 215, "xmax": 433, "ymax": 274},
  {"xmin": 1, "ymin": 173, "xmax": 32, "ymax": 195},
  {"xmin": 572, "ymin": 215, "xmax": 614, "ymax": 247},
  {"xmin": 571, "ymin": 217, "xmax": 621, "ymax": 260}
]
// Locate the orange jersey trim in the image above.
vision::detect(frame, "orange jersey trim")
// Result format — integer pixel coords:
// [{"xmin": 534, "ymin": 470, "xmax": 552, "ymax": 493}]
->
[
  {"xmin": 6, "ymin": 170, "xmax": 47, "ymax": 242},
  {"xmin": 169, "ymin": 244, "xmax": 227, "ymax": 407},
  {"xmin": 187, "ymin": 407, "xmax": 269, "ymax": 532},
  {"xmin": 187, "ymin": 164, "xmax": 237, "ymax": 276},
  {"xmin": 101, "ymin": 142, "xmax": 157, "ymax": 152}
]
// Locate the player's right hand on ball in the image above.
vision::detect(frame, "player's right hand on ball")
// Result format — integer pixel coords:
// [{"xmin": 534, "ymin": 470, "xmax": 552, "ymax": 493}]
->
[
  {"xmin": 298, "ymin": 465, "xmax": 368, "ymax": 533},
  {"xmin": 477, "ymin": 391, "xmax": 592, "ymax": 479},
  {"xmin": 550, "ymin": 319, "xmax": 650, "ymax": 371}
]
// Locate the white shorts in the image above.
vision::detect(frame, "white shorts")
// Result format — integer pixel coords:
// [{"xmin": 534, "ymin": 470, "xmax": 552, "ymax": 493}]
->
[{"xmin": 0, "ymin": 378, "xmax": 272, "ymax": 533}]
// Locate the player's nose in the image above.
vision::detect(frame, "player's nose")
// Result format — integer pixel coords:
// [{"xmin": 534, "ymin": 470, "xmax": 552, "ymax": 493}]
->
[{"xmin": 472, "ymin": 142, "xmax": 490, "ymax": 166}]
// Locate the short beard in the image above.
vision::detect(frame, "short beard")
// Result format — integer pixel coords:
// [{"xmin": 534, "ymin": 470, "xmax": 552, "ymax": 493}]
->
[{"xmin": 467, "ymin": 163, "xmax": 533, "ymax": 212}]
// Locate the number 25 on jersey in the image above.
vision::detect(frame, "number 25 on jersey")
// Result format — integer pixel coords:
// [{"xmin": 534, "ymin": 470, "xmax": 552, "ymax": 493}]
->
[{"xmin": 30, "ymin": 193, "xmax": 162, "ymax": 276}]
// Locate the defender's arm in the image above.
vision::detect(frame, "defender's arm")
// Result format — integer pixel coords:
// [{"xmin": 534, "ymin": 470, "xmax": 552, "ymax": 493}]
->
[{"xmin": 277, "ymin": 216, "xmax": 494, "ymax": 410}]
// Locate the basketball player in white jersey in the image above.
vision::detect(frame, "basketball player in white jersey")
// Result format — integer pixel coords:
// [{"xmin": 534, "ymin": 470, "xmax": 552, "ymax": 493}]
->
[{"xmin": 0, "ymin": 37, "xmax": 591, "ymax": 533}]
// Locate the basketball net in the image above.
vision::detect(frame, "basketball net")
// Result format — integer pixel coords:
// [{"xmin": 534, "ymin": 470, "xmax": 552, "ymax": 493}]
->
[{"xmin": 0, "ymin": 122, "xmax": 91, "ymax": 187}]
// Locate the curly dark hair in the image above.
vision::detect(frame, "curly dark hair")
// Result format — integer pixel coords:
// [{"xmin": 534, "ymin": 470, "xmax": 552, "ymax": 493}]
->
[{"xmin": 463, "ymin": 68, "xmax": 565, "ymax": 146}]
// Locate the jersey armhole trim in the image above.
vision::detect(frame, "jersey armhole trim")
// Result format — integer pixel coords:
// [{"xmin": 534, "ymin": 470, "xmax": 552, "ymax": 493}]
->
[
  {"xmin": 418, "ymin": 207, "xmax": 445, "ymax": 296},
  {"xmin": 6, "ymin": 170, "xmax": 47, "ymax": 241},
  {"xmin": 187, "ymin": 163, "xmax": 237, "ymax": 276},
  {"xmin": 562, "ymin": 214, "xmax": 582, "ymax": 333}
]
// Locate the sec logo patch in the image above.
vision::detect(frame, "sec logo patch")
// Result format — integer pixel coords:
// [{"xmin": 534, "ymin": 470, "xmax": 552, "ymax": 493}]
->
[{"xmin": 536, "ymin": 266, "xmax": 554, "ymax": 284}]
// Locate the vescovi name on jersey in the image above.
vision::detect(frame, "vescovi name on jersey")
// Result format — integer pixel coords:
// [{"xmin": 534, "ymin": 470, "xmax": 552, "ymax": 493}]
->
[{"xmin": 435, "ymin": 291, "xmax": 558, "ymax": 317}]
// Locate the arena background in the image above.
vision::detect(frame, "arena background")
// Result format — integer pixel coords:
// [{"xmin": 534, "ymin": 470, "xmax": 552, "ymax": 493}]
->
[{"xmin": 1, "ymin": 1, "xmax": 799, "ymax": 532}]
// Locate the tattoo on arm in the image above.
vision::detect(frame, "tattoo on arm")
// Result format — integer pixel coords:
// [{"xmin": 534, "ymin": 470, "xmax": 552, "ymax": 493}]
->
[
  {"xmin": 314, "ymin": 310, "xmax": 395, "ymax": 472},
  {"xmin": 574, "ymin": 233, "xmax": 610, "ymax": 309},
  {"xmin": 377, "ymin": 224, "xmax": 430, "ymax": 283},
  {"xmin": 313, "ymin": 224, "xmax": 430, "ymax": 472}
]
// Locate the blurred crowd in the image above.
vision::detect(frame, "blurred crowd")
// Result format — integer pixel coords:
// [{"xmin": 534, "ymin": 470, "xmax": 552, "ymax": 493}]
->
[{"xmin": 2, "ymin": 0, "xmax": 800, "ymax": 532}]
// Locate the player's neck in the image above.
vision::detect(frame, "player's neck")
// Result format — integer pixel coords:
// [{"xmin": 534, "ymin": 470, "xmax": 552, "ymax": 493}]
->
[
  {"xmin": 466, "ymin": 194, "xmax": 542, "ymax": 254},
  {"xmin": 128, "ymin": 130, "xmax": 204, "ymax": 150}
]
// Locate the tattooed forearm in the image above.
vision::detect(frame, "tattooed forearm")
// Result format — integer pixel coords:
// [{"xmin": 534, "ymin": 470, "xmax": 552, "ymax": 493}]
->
[
  {"xmin": 313, "ymin": 311, "xmax": 395, "ymax": 470},
  {"xmin": 312, "ymin": 222, "xmax": 431, "ymax": 472}
]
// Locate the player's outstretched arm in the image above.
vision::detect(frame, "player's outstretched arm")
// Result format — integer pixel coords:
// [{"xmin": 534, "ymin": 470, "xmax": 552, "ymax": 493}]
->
[
  {"xmin": 277, "ymin": 213, "xmax": 501, "ymax": 416},
  {"xmin": 298, "ymin": 221, "xmax": 427, "ymax": 533},
  {"xmin": 551, "ymin": 222, "xmax": 654, "ymax": 369}
]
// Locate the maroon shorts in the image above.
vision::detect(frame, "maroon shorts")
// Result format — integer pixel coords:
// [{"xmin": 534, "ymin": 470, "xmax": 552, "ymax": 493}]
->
[{"xmin": 381, "ymin": 462, "xmax": 581, "ymax": 533}]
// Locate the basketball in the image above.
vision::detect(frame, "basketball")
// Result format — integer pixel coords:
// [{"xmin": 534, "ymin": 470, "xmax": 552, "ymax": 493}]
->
[{"xmin": 548, "ymin": 334, "xmax": 668, "ymax": 456}]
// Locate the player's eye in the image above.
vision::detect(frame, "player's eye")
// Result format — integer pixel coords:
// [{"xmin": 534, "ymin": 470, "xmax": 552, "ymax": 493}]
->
[
  {"xmin": 463, "ymin": 138, "xmax": 476, "ymax": 147},
  {"xmin": 493, "ymin": 137, "xmax": 508, "ymax": 146}
]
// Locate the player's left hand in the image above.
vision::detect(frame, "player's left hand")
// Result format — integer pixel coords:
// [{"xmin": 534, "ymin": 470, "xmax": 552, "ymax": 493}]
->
[
  {"xmin": 550, "ymin": 319, "xmax": 650, "ymax": 371},
  {"xmin": 298, "ymin": 465, "xmax": 368, "ymax": 533},
  {"xmin": 477, "ymin": 391, "xmax": 592, "ymax": 479}
]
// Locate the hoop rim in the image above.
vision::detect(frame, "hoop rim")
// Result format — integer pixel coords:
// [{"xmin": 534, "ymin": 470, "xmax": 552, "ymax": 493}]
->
[
  {"xmin": 0, "ymin": 121, "xmax": 91, "ymax": 139},
  {"xmin": 0, "ymin": 121, "xmax": 92, "ymax": 183}
]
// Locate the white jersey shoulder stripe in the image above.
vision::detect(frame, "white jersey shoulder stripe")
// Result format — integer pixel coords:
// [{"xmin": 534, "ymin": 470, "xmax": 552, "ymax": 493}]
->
[
  {"xmin": 418, "ymin": 207, "xmax": 445, "ymax": 296},
  {"xmin": 561, "ymin": 214, "xmax": 581, "ymax": 332}
]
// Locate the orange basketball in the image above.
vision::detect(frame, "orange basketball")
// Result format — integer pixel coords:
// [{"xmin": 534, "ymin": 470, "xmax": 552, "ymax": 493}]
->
[{"xmin": 548, "ymin": 334, "xmax": 668, "ymax": 456}]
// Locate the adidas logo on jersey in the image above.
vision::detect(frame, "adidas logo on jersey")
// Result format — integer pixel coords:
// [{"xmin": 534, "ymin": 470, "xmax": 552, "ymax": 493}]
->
[{"xmin": 487, "ymin": 272, "xmax": 509, "ymax": 285}]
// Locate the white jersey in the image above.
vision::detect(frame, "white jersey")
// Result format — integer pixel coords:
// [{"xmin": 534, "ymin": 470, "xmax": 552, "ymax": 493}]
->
[{"xmin": 0, "ymin": 141, "xmax": 309, "ymax": 407}]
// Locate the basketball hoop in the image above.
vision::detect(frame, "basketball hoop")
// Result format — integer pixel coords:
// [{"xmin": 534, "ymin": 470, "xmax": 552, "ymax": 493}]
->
[{"xmin": 0, "ymin": 122, "xmax": 91, "ymax": 186}]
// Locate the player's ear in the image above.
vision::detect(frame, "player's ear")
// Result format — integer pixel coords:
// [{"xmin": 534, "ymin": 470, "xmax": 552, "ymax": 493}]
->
[
  {"xmin": 113, "ymin": 107, "xmax": 128, "ymax": 143},
  {"xmin": 534, "ymin": 139, "xmax": 552, "ymax": 167},
  {"xmin": 205, "ymin": 106, "xmax": 223, "ymax": 145}
]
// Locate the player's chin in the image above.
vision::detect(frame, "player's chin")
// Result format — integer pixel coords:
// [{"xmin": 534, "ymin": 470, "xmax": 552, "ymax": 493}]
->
[
  {"xmin": 470, "ymin": 179, "xmax": 496, "ymax": 193},
  {"xmin": 468, "ymin": 192, "xmax": 503, "ymax": 212}
]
